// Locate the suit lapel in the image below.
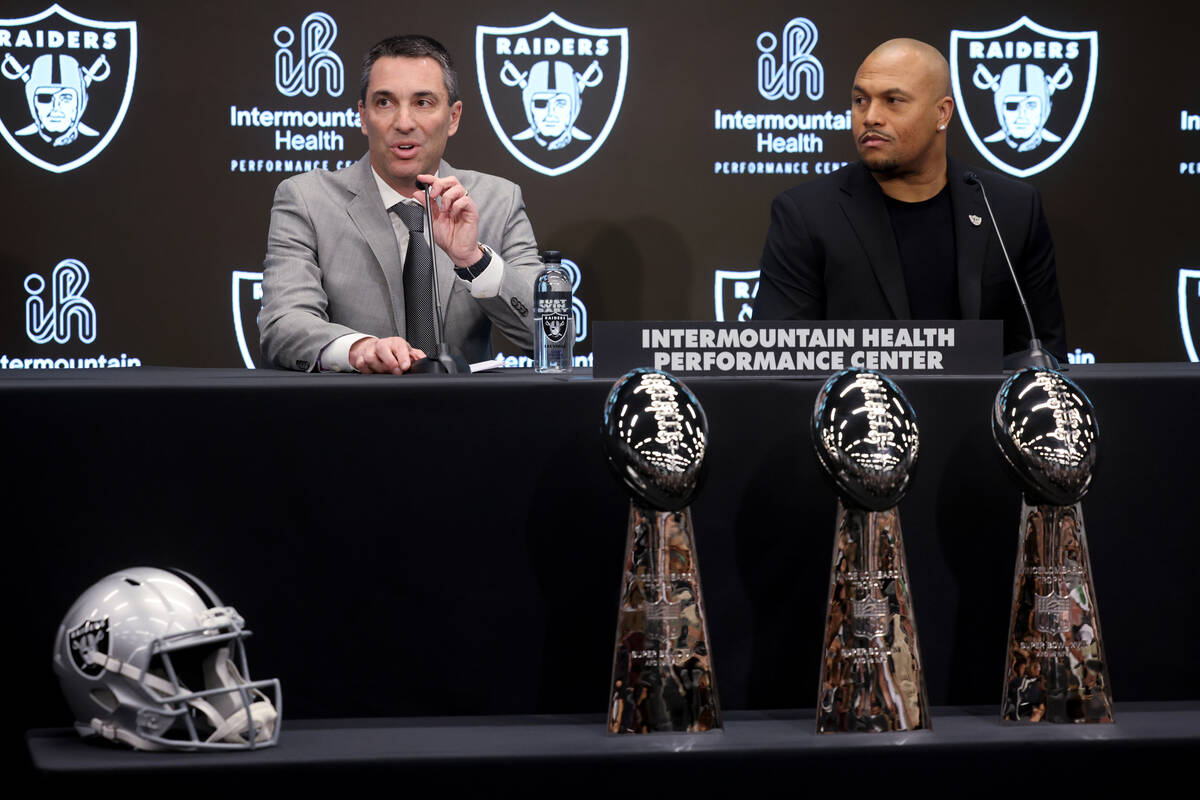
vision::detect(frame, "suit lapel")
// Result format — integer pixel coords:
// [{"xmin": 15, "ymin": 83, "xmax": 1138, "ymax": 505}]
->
[
  {"xmin": 838, "ymin": 164, "xmax": 910, "ymax": 319},
  {"xmin": 948, "ymin": 158, "xmax": 987, "ymax": 320},
  {"xmin": 342, "ymin": 156, "xmax": 406, "ymax": 335}
]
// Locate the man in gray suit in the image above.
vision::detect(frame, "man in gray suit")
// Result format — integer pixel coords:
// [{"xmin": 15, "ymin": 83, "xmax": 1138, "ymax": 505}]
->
[{"xmin": 259, "ymin": 35, "xmax": 540, "ymax": 373}]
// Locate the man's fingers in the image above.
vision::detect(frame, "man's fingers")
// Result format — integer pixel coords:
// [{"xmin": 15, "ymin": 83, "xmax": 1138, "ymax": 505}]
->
[
  {"xmin": 382, "ymin": 338, "xmax": 416, "ymax": 373},
  {"xmin": 351, "ymin": 336, "xmax": 424, "ymax": 374},
  {"xmin": 416, "ymin": 173, "xmax": 443, "ymax": 198},
  {"xmin": 368, "ymin": 339, "xmax": 399, "ymax": 373}
]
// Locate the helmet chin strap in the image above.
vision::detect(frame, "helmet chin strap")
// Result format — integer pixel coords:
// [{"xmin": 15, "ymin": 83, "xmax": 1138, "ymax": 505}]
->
[
  {"xmin": 87, "ymin": 718, "xmax": 164, "ymax": 750},
  {"xmin": 202, "ymin": 647, "xmax": 277, "ymax": 743},
  {"xmin": 87, "ymin": 648, "xmax": 277, "ymax": 748}
]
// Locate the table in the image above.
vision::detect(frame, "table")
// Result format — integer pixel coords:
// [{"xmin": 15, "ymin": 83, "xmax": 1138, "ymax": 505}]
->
[{"xmin": 7, "ymin": 364, "xmax": 1197, "ymax": 735}]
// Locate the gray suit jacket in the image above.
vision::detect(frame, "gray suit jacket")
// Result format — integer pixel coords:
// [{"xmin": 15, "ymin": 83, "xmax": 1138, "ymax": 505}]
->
[{"xmin": 258, "ymin": 155, "xmax": 540, "ymax": 371}]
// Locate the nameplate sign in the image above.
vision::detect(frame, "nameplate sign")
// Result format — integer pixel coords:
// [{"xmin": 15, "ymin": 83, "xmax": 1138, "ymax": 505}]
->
[{"xmin": 592, "ymin": 321, "xmax": 1001, "ymax": 378}]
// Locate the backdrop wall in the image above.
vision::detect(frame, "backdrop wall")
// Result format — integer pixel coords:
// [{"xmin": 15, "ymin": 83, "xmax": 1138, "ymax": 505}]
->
[{"xmin": 1, "ymin": 0, "xmax": 1197, "ymax": 369}]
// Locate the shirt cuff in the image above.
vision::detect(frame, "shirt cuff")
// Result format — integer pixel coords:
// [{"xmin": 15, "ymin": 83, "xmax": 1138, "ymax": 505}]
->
[
  {"xmin": 319, "ymin": 333, "xmax": 370, "ymax": 372},
  {"xmin": 464, "ymin": 249, "xmax": 505, "ymax": 298}
]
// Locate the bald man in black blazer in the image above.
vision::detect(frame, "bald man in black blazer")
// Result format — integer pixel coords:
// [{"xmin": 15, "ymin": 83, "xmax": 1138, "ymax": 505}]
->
[{"xmin": 754, "ymin": 38, "xmax": 1066, "ymax": 359}]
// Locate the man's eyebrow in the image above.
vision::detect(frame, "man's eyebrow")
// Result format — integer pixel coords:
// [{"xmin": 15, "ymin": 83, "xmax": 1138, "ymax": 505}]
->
[{"xmin": 852, "ymin": 84, "xmax": 912, "ymax": 97}]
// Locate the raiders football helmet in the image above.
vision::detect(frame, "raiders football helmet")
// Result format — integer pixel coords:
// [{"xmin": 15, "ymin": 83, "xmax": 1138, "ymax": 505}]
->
[{"xmin": 52, "ymin": 567, "xmax": 281, "ymax": 751}]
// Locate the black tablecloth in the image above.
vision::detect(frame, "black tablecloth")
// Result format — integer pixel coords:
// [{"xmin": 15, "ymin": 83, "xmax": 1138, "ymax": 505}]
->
[{"xmin": 6, "ymin": 364, "xmax": 1198, "ymax": 735}]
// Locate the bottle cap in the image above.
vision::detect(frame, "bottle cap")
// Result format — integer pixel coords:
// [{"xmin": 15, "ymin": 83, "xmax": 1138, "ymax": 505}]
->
[{"xmin": 541, "ymin": 249, "xmax": 562, "ymax": 263}]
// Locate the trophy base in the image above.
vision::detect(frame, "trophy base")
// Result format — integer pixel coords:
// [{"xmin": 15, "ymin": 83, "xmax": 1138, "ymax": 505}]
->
[
  {"xmin": 608, "ymin": 503, "xmax": 721, "ymax": 734},
  {"xmin": 1002, "ymin": 500, "xmax": 1114, "ymax": 723},
  {"xmin": 817, "ymin": 501, "xmax": 930, "ymax": 733}
]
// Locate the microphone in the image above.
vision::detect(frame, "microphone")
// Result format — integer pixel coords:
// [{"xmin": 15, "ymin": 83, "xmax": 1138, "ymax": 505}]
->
[
  {"xmin": 963, "ymin": 171, "xmax": 1059, "ymax": 371},
  {"xmin": 409, "ymin": 178, "xmax": 469, "ymax": 375}
]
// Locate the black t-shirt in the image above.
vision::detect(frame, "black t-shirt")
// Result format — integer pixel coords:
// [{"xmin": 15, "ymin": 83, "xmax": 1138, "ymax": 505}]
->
[{"xmin": 883, "ymin": 186, "xmax": 960, "ymax": 320}]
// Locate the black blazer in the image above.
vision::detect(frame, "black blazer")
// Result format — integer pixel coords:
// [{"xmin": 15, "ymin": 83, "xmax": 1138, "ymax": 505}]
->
[{"xmin": 753, "ymin": 157, "xmax": 1067, "ymax": 359}]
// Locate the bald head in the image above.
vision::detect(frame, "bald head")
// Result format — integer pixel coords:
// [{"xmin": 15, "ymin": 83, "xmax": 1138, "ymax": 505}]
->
[
  {"xmin": 859, "ymin": 38, "xmax": 951, "ymax": 100},
  {"xmin": 850, "ymin": 38, "xmax": 955, "ymax": 190}
]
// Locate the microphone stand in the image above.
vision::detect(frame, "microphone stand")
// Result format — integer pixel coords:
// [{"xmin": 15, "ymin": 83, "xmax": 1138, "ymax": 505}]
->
[
  {"xmin": 409, "ymin": 181, "xmax": 469, "ymax": 375},
  {"xmin": 964, "ymin": 172, "xmax": 1060, "ymax": 371}
]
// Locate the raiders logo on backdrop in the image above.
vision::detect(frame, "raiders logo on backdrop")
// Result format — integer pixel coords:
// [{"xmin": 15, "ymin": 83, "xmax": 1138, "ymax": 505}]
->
[
  {"xmin": 476, "ymin": 12, "xmax": 627, "ymax": 177},
  {"xmin": 714, "ymin": 269, "xmax": 760, "ymax": 322},
  {"xmin": 950, "ymin": 16, "xmax": 1096, "ymax": 178},
  {"xmin": 1180, "ymin": 269, "xmax": 1200, "ymax": 363},
  {"xmin": 68, "ymin": 617, "xmax": 109, "ymax": 678},
  {"xmin": 0, "ymin": 4, "xmax": 136, "ymax": 173},
  {"xmin": 232, "ymin": 270, "xmax": 263, "ymax": 369}
]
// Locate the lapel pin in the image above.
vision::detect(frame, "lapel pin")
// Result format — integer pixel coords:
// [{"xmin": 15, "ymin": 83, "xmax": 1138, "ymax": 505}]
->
[{"xmin": 969, "ymin": 214, "xmax": 983, "ymax": 227}]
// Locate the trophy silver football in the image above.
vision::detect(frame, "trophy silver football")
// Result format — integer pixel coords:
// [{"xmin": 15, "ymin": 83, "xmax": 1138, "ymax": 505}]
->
[
  {"xmin": 812, "ymin": 369, "xmax": 930, "ymax": 733},
  {"xmin": 602, "ymin": 368, "xmax": 721, "ymax": 734},
  {"xmin": 993, "ymin": 367, "xmax": 1112, "ymax": 723}
]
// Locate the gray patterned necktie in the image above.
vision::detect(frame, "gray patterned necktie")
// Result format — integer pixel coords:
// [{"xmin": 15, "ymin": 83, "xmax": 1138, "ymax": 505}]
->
[{"xmin": 392, "ymin": 202, "xmax": 436, "ymax": 354}]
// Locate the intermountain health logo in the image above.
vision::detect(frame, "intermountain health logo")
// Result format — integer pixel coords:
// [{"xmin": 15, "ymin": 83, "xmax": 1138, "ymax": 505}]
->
[
  {"xmin": 26, "ymin": 257, "xmax": 95, "ymax": 343},
  {"xmin": 476, "ymin": 12, "xmax": 628, "ymax": 177},
  {"xmin": 228, "ymin": 11, "xmax": 356, "ymax": 175},
  {"xmin": 6, "ymin": 258, "xmax": 141, "ymax": 369},
  {"xmin": 951, "ymin": 16, "xmax": 1097, "ymax": 178},
  {"xmin": 0, "ymin": 4, "xmax": 136, "ymax": 172},
  {"xmin": 757, "ymin": 17, "xmax": 823, "ymax": 101},
  {"xmin": 713, "ymin": 17, "xmax": 850, "ymax": 177},
  {"xmin": 274, "ymin": 11, "xmax": 342, "ymax": 98}
]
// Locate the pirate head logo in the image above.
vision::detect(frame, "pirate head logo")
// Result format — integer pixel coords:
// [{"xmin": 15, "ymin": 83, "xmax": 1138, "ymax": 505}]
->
[
  {"xmin": 542, "ymin": 309, "xmax": 569, "ymax": 342},
  {"xmin": 951, "ymin": 17, "xmax": 1097, "ymax": 177},
  {"xmin": 232, "ymin": 270, "xmax": 264, "ymax": 369},
  {"xmin": 477, "ymin": 13, "xmax": 627, "ymax": 176},
  {"xmin": 537, "ymin": 289, "xmax": 571, "ymax": 343},
  {"xmin": 0, "ymin": 5, "xmax": 137, "ymax": 173},
  {"xmin": 976, "ymin": 62, "xmax": 1073, "ymax": 153},
  {"xmin": 1180, "ymin": 269, "xmax": 1200, "ymax": 363},
  {"xmin": 714, "ymin": 269, "xmax": 760, "ymax": 322},
  {"xmin": 504, "ymin": 59, "xmax": 601, "ymax": 151},
  {"xmin": 67, "ymin": 617, "xmax": 109, "ymax": 678}
]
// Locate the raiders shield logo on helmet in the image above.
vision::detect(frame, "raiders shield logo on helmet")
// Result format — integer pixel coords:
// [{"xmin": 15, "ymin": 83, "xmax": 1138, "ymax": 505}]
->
[
  {"xmin": 476, "ymin": 12, "xmax": 628, "ymax": 177},
  {"xmin": 67, "ymin": 616, "xmax": 109, "ymax": 678},
  {"xmin": 950, "ymin": 16, "xmax": 1097, "ymax": 178},
  {"xmin": 714, "ymin": 269, "xmax": 760, "ymax": 322},
  {"xmin": 232, "ymin": 270, "xmax": 263, "ymax": 369},
  {"xmin": 1180, "ymin": 269, "xmax": 1200, "ymax": 362},
  {"xmin": 0, "ymin": 5, "xmax": 137, "ymax": 173}
]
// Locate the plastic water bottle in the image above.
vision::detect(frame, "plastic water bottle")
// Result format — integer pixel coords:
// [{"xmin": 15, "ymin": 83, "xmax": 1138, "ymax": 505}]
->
[{"xmin": 534, "ymin": 250, "xmax": 575, "ymax": 373}]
